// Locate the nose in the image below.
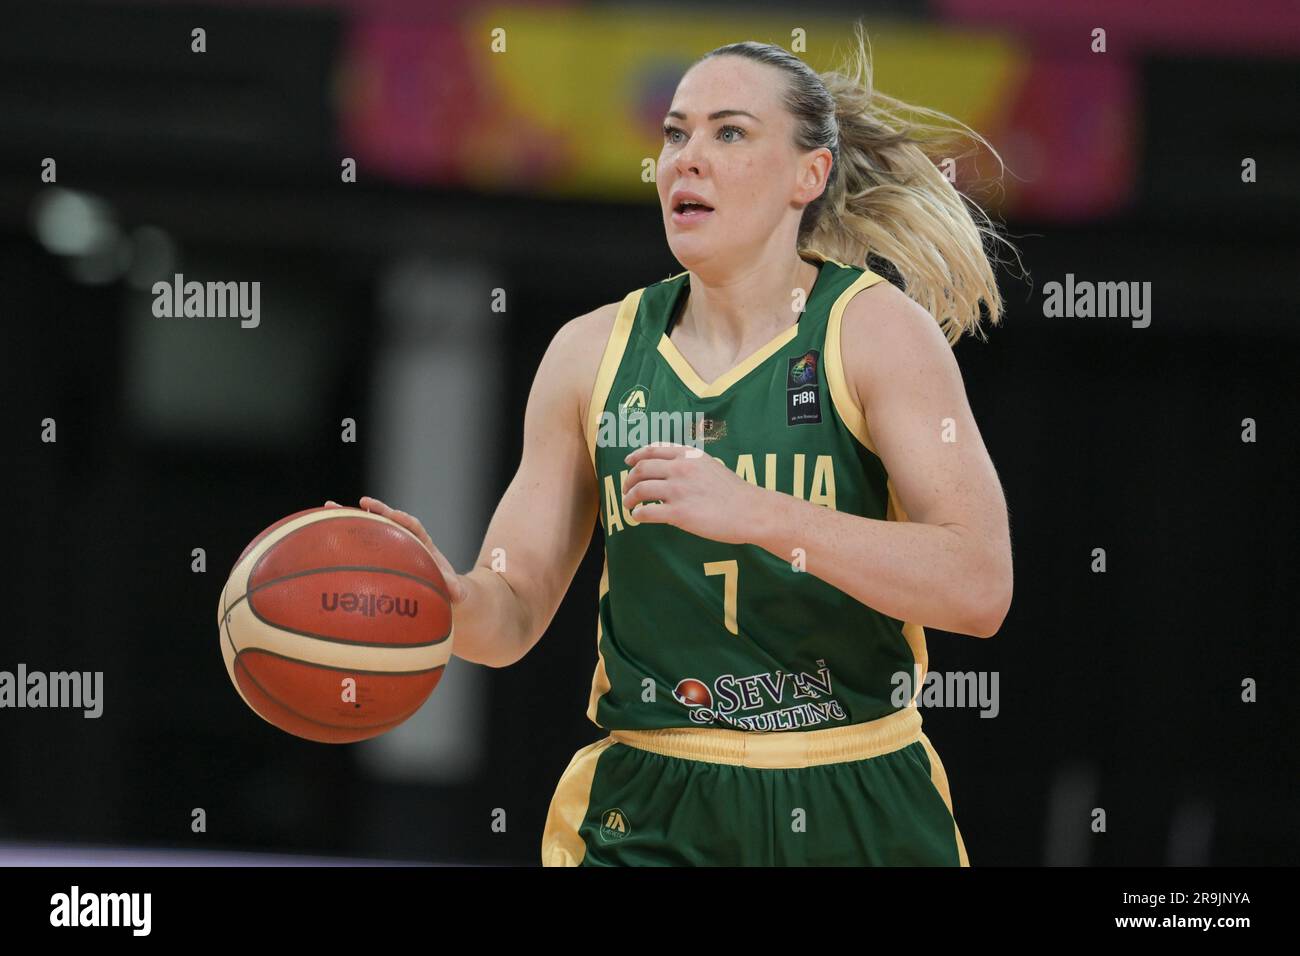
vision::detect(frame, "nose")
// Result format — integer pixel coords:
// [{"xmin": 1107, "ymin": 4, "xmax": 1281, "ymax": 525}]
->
[{"xmin": 673, "ymin": 139, "xmax": 707, "ymax": 178}]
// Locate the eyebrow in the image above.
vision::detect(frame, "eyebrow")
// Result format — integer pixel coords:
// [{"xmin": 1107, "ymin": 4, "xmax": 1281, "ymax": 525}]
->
[{"xmin": 665, "ymin": 109, "xmax": 763, "ymax": 123}]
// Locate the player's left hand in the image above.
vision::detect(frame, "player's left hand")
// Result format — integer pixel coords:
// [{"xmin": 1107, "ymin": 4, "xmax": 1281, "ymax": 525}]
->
[{"xmin": 622, "ymin": 442, "xmax": 763, "ymax": 545}]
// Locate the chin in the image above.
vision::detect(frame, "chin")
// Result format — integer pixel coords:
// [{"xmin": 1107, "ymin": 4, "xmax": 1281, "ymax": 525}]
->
[{"xmin": 665, "ymin": 233, "xmax": 716, "ymax": 269}]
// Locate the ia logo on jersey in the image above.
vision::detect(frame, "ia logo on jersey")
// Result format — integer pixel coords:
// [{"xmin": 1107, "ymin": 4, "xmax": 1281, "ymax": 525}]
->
[{"xmin": 618, "ymin": 385, "xmax": 650, "ymax": 416}]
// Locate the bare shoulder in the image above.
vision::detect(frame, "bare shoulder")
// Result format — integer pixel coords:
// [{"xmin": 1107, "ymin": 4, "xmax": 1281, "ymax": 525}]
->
[
  {"xmin": 840, "ymin": 280, "xmax": 959, "ymax": 405},
  {"xmin": 532, "ymin": 300, "xmax": 623, "ymax": 431},
  {"xmin": 551, "ymin": 300, "xmax": 621, "ymax": 366}
]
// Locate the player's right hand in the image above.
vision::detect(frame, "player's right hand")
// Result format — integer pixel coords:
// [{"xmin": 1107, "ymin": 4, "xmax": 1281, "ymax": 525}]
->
[{"xmin": 324, "ymin": 497, "xmax": 468, "ymax": 605}]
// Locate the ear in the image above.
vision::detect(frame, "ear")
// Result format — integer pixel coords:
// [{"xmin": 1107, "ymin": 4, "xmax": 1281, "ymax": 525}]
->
[{"xmin": 795, "ymin": 146, "xmax": 834, "ymax": 205}]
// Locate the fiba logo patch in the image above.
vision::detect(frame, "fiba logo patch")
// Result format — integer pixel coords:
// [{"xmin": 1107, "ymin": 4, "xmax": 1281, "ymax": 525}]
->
[
  {"xmin": 786, "ymin": 349, "xmax": 821, "ymax": 426},
  {"xmin": 672, "ymin": 678, "xmax": 712, "ymax": 708},
  {"xmin": 789, "ymin": 351, "xmax": 818, "ymax": 387},
  {"xmin": 598, "ymin": 807, "xmax": 631, "ymax": 843}
]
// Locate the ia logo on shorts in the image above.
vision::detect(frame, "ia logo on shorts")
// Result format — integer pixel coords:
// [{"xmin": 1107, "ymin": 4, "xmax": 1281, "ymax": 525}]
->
[{"xmin": 598, "ymin": 807, "xmax": 631, "ymax": 843}]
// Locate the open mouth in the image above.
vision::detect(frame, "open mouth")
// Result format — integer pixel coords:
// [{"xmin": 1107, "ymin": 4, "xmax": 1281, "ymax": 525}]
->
[{"xmin": 673, "ymin": 200, "xmax": 715, "ymax": 219}]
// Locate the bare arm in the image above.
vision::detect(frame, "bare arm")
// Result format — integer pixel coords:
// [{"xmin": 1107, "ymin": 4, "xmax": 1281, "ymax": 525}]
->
[
  {"xmin": 749, "ymin": 283, "xmax": 1012, "ymax": 636},
  {"xmin": 450, "ymin": 304, "xmax": 614, "ymax": 666},
  {"xmin": 621, "ymin": 284, "xmax": 1012, "ymax": 637},
  {"xmin": 344, "ymin": 302, "xmax": 618, "ymax": 667}
]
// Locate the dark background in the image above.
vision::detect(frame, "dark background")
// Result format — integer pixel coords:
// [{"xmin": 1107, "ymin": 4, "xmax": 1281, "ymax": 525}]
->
[{"xmin": 0, "ymin": 0, "xmax": 1296, "ymax": 865}]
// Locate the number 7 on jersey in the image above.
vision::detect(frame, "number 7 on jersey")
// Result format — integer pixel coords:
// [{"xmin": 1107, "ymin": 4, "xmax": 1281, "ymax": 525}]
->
[{"xmin": 703, "ymin": 560, "xmax": 739, "ymax": 636}]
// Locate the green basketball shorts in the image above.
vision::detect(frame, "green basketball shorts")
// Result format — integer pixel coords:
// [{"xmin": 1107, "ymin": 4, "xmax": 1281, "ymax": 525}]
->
[{"xmin": 541, "ymin": 705, "xmax": 969, "ymax": 866}]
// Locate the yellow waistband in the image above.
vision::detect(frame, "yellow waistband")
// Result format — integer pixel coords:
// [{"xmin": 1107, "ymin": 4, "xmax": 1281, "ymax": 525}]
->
[{"xmin": 607, "ymin": 706, "xmax": 923, "ymax": 769}]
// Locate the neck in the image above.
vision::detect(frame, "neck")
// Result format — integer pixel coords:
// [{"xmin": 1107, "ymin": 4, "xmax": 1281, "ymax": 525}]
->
[{"xmin": 676, "ymin": 250, "xmax": 820, "ymax": 351}]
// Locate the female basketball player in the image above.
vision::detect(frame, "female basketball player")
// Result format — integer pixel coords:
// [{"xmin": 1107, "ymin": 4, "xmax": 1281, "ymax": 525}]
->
[{"xmin": 328, "ymin": 28, "xmax": 1013, "ymax": 866}]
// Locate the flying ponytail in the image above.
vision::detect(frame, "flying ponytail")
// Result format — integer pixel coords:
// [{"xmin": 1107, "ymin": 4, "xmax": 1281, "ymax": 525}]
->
[{"xmin": 698, "ymin": 23, "xmax": 1017, "ymax": 344}]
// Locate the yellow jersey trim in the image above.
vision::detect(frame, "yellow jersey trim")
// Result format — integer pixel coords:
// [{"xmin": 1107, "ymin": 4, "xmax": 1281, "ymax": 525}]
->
[
  {"xmin": 585, "ymin": 557, "xmax": 611, "ymax": 726},
  {"xmin": 610, "ymin": 703, "xmax": 922, "ymax": 769},
  {"xmin": 797, "ymin": 246, "xmax": 851, "ymax": 269},
  {"xmin": 919, "ymin": 732, "xmax": 971, "ymax": 866},
  {"xmin": 652, "ymin": 247, "xmax": 847, "ymax": 400},
  {"xmin": 823, "ymin": 268, "xmax": 888, "ymax": 454},
  {"xmin": 585, "ymin": 290, "xmax": 642, "ymax": 467},
  {"xmin": 540, "ymin": 735, "xmax": 618, "ymax": 866},
  {"xmin": 824, "ymin": 269, "xmax": 930, "ymax": 703},
  {"xmin": 657, "ymin": 322, "xmax": 800, "ymax": 399}
]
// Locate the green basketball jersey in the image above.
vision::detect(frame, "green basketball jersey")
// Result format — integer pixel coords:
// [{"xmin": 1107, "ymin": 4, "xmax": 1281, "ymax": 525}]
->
[{"xmin": 583, "ymin": 247, "xmax": 928, "ymax": 732}]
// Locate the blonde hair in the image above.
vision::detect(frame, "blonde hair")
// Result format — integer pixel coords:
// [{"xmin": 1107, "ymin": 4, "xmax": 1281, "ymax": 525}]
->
[{"xmin": 698, "ymin": 23, "xmax": 1017, "ymax": 344}]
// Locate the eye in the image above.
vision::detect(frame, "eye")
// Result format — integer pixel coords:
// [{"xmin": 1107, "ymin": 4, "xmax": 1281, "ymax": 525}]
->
[
  {"xmin": 663, "ymin": 125, "xmax": 685, "ymax": 144},
  {"xmin": 718, "ymin": 125, "xmax": 746, "ymax": 143}
]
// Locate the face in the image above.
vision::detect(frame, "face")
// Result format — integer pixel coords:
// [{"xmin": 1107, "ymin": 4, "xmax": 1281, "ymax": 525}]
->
[{"xmin": 657, "ymin": 55, "xmax": 831, "ymax": 272}]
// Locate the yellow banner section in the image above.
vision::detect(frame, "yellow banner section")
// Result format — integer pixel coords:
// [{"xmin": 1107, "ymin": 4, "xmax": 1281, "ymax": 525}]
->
[{"xmin": 460, "ymin": 9, "xmax": 1027, "ymax": 199}]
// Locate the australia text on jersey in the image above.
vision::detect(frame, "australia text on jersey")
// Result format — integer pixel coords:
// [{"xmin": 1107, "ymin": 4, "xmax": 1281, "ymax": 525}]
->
[{"xmin": 601, "ymin": 450, "xmax": 837, "ymax": 534}]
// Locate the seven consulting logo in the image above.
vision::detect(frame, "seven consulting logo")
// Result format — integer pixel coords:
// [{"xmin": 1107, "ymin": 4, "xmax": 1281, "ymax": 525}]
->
[
  {"xmin": 673, "ymin": 678, "xmax": 713, "ymax": 709},
  {"xmin": 672, "ymin": 664, "xmax": 849, "ymax": 730}
]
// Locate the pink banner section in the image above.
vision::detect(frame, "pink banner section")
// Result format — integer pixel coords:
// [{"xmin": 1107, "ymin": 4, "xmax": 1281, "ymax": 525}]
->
[
  {"xmin": 337, "ymin": 18, "xmax": 480, "ymax": 184},
  {"xmin": 991, "ymin": 52, "xmax": 1137, "ymax": 220},
  {"xmin": 336, "ymin": 9, "xmax": 1142, "ymax": 220},
  {"xmin": 938, "ymin": 0, "xmax": 1300, "ymax": 55}
]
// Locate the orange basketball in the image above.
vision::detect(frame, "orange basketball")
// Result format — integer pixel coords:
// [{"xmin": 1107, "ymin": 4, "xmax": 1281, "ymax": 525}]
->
[{"xmin": 217, "ymin": 506, "xmax": 452, "ymax": 743}]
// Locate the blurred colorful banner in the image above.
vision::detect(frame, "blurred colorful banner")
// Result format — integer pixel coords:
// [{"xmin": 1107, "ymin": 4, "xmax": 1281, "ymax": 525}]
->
[{"xmin": 337, "ymin": 6, "xmax": 1138, "ymax": 220}]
